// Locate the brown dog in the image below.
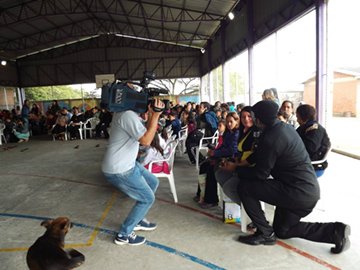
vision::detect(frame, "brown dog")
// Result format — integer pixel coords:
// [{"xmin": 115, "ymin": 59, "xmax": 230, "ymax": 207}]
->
[{"xmin": 26, "ymin": 217, "xmax": 85, "ymax": 270}]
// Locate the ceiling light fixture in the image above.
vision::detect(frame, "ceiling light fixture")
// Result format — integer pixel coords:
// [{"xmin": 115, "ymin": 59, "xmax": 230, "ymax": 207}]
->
[
  {"xmin": 228, "ymin": 12, "xmax": 235, "ymax": 20},
  {"xmin": 200, "ymin": 48, "xmax": 205, "ymax": 54},
  {"xmin": 1, "ymin": 60, "xmax": 7, "ymax": 66}
]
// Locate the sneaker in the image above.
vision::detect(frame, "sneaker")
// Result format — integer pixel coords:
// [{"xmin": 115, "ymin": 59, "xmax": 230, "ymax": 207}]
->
[
  {"xmin": 134, "ymin": 219, "xmax": 157, "ymax": 231},
  {"xmin": 114, "ymin": 232, "xmax": 146, "ymax": 246}
]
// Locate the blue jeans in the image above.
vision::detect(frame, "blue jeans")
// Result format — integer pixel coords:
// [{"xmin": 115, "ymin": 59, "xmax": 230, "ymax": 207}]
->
[{"xmin": 104, "ymin": 162, "xmax": 159, "ymax": 236}]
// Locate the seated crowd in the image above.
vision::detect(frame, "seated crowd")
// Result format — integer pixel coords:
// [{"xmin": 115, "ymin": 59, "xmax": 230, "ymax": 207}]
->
[
  {"xmin": 121, "ymin": 91, "xmax": 347, "ymax": 254},
  {"xmin": 0, "ymin": 99, "xmax": 113, "ymax": 142},
  {"xmin": 0, "ymin": 89, "xmax": 350, "ymax": 254}
]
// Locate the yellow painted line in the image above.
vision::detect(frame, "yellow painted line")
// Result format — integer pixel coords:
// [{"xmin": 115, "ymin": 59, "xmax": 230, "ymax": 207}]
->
[
  {"xmin": 0, "ymin": 247, "xmax": 28, "ymax": 252},
  {"xmin": 86, "ymin": 191, "xmax": 117, "ymax": 245},
  {"xmin": 0, "ymin": 243, "xmax": 92, "ymax": 252},
  {"xmin": 0, "ymin": 192, "xmax": 117, "ymax": 252},
  {"xmin": 65, "ymin": 243, "xmax": 92, "ymax": 248}
]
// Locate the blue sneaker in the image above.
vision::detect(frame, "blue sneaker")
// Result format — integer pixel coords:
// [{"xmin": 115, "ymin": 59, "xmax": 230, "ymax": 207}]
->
[
  {"xmin": 114, "ymin": 232, "xmax": 146, "ymax": 246},
  {"xmin": 134, "ymin": 218, "xmax": 157, "ymax": 231}
]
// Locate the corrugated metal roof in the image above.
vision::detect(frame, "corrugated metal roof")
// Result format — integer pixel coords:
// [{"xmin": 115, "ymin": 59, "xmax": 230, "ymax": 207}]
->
[{"xmin": 0, "ymin": 0, "xmax": 240, "ymax": 60}]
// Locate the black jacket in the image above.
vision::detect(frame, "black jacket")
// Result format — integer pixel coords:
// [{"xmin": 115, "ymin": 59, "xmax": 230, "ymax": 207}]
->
[
  {"xmin": 296, "ymin": 120, "xmax": 331, "ymax": 161},
  {"xmin": 254, "ymin": 120, "xmax": 320, "ymax": 201}
]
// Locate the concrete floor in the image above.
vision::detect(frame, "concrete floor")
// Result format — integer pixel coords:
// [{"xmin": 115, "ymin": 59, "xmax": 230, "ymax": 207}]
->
[{"xmin": 0, "ymin": 136, "xmax": 359, "ymax": 270}]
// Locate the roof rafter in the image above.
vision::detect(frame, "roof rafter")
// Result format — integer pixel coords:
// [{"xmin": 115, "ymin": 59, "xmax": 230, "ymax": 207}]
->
[
  {"xmin": 0, "ymin": 0, "xmax": 225, "ymax": 28},
  {"xmin": 1, "ymin": 17, "xmax": 210, "ymax": 54}
]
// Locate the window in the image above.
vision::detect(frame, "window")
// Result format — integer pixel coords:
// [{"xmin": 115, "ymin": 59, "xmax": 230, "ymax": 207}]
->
[
  {"xmin": 210, "ymin": 65, "xmax": 223, "ymax": 103},
  {"xmin": 327, "ymin": 0, "xmax": 360, "ymax": 156},
  {"xmin": 223, "ymin": 51, "xmax": 249, "ymax": 104},
  {"xmin": 252, "ymin": 11, "xmax": 316, "ymax": 108}
]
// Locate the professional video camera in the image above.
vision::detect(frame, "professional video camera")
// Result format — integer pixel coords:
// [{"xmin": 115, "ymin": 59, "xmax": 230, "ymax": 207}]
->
[{"xmin": 100, "ymin": 71, "xmax": 170, "ymax": 113}]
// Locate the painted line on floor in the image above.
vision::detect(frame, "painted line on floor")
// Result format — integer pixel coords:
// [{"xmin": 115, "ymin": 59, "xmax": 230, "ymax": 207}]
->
[
  {"xmin": 0, "ymin": 247, "xmax": 28, "ymax": 252},
  {"xmin": 0, "ymin": 191, "xmax": 117, "ymax": 252},
  {"xmin": 0, "ymin": 213, "xmax": 225, "ymax": 270},
  {"xmin": 277, "ymin": 241, "xmax": 341, "ymax": 270},
  {"xmin": 0, "ymin": 190, "xmax": 117, "ymax": 252},
  {"xmin": 156, "ymin": 198, "xmax": 341, "ymax": 270},
  {"xmin": 86, "ymin": 191, "xmax": 117, "ymax": 245},
  {"xmin": 146, "ymin": 241, "xmax": 225, "ymax": 270},
  {"xmin": 0, "ymin": 173, "xmax": 109, "ymax": 188},
  {"xmin": 0, "ymin": 172, "xmax": 340, "ymax": 269}
]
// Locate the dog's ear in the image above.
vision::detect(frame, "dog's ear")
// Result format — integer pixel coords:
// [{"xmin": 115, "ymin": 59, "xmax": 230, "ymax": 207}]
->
[
  {"xmin": 40, "ymin": 219, "xmax": 53, "ymax": 229},
  {"xmin": 60, "ymin": 221, "xmax": 67, "ymax": 230}
]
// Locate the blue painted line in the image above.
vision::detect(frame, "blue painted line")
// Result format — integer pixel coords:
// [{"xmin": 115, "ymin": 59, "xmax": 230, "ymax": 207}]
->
[
  {"xmin": 0, "ymin": 213, "xmax": 49, "ymax": 221},
  {"xmin": 0, "ymin": 213, "xmax": 225, "ymax": 270},
  {"xmin": 146, "ymin": 241, "xmax": 225, "ymax": 270}
]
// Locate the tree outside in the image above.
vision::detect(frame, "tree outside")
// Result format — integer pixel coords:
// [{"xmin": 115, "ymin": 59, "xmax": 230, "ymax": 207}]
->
[
  {"xmin": 228, "ymin": 71, "xmax": 245, "ymax": 101},
  {"xmin": 149, "ymin": 78, "xmax": 200, "ymax": 95},
  {"xmin": 24, "ymin": 85, "xmax": 83, "ymax": 101},
  {"xmin": 212, "ymin": 66, "xmax": 223, "ymax": 101},
  {"xmin": 24, "ymin": 79, "xmax": 199, "ymax": 103}
]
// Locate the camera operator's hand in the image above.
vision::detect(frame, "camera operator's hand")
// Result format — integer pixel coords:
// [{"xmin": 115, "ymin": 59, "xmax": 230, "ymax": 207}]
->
[
  {"xmin": 148, "ymin": 98, "xmax": 165, "ymax": 114},
  {"xmin": 140, "ymin": 98, "xmax": 165, "ymax": 146}
]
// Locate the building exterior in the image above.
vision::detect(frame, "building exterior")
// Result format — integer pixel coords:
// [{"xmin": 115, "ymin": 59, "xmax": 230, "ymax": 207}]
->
[
  {"xmin": 0, "ymin": 87, "xmax": 16, "ymax": 110},
  {"xmin": 303, "ymin": 68, "xmax": 360, "ymax": 117}
]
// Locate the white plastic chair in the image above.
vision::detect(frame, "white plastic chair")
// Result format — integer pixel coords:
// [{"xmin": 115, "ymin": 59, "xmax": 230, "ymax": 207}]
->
[
  {"xmin": 167, "ymin": 129, "xmax": 173, "ymax": 138},
  {"xmin": 51, "ymin": 124, "xmax": 68, "ymax": 141},
  {"xmin": 164, "ymin": 125, "xmax": 173, "ymax": 138},
  {"xmin": 218, "ymin": 179, "xmax": 274, "ymax": 233},
  {"xmin": 68, "ymin": 121, "xmax": 83, "ymax": 140},
  {"xmin": 83, "ymin": 117, "xmax": 100, "ymax": 139},
  {"xmin": 311, "ymin": 147, "xmax": 331, "ymax": 177},
  {"xmin": 0, "ymin": 123, "xmax": 7, "ymax": 145},
  {"xmin": 148, "ymin": 140, "xmax": 179, "ymax": 203},
  {"xmin": 194, "ymin": 130, "xmax": 219, "ymax": 171},
  {"xmin": 311, "ymin": 147, "xmax": 331, "ymax": 165},
  {"xmin": 164, "ymin": 125, "xmax": 172, "ymax": 133},
  {"xmin": 238, "ymin": 201, "xmax": 275, "ymax": 233},
  {"xmin": 177, "ymin": 125, "xmax": 188, "ymax": 156},
  {"xmin": 165, "ymin": 134, "xmax": 177, "ymax": 148}
]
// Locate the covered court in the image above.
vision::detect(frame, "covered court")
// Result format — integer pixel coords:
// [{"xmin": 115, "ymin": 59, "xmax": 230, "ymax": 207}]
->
[
  {"xmin": 0, "ymin": 137, "xmax": 358, "ymax": 269},
  {"xmin": 1, "ymin": 1, "xmax": 359, "ymax": 269}
]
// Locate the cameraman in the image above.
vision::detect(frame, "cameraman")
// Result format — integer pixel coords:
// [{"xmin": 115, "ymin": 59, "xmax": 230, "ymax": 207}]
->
[{"xmin": 102, "ymin": 97, "xmax": 165, "ymax": 246}]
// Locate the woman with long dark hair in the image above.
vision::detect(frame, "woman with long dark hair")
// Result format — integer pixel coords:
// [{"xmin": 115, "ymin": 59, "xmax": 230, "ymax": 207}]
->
[
  {"xmin": 215, "ymin": 106, "xmax": 257, "ymax": 205},
  {"xmin": 196, "ymin": 112, "xmax": 240, "ymax": 208}
]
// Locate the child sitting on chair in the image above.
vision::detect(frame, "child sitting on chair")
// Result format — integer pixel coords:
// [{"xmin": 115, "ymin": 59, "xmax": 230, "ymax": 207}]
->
[{"xmin": 140, "ymin": 133, "xmax": 170, "ymax": 174}]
